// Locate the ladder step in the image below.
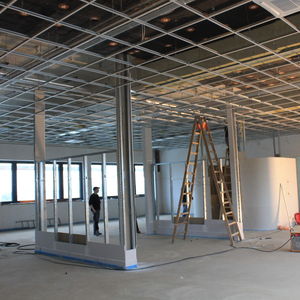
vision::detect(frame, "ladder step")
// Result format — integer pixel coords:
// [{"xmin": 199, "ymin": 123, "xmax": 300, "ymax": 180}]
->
[
  {"xmin": 231, "ymin": 232, "xmax": 240, "ymax": 237},
  {"xmin": 228, "ymin": 222, "xmax": 237, "ymax": 226},
  {"xmin": 226, "ymin": 211, "xmax": 233, "ymax": 215},
  {"xmin": 191, "ymin": 152, "xmax": 198, "ymax": 155},
  {"xmin": 192, "ymin": 142, "xmax": 199, "ymax": 145}
]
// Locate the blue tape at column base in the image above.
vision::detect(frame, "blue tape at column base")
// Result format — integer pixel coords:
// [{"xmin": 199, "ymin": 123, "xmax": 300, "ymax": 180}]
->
[{"xmin": 35, "ymin": 250, "xmax": 138, "ymax": 270}]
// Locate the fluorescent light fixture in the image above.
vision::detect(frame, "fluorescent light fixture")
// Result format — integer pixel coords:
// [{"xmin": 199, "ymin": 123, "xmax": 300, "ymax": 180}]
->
[{"xmin": 65, "ymin": 139, "xmax": 83, "ymax": 144}]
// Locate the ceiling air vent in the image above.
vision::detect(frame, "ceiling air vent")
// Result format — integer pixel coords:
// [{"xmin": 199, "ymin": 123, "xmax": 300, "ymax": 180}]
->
[{"xmin": 254, "ymin": 0, "xmax": 300, "ymax": 17}]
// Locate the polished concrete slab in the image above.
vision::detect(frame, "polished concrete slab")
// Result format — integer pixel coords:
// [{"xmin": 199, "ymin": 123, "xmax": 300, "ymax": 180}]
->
[{"xmin": 0, "ymin": 220, "xmax": 299, "ymax": 300}]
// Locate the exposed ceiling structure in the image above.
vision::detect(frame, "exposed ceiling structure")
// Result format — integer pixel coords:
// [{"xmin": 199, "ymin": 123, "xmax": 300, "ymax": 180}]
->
[{"xmin": 0, "ymin": 0, "xmax": 300, "ymax": 150}]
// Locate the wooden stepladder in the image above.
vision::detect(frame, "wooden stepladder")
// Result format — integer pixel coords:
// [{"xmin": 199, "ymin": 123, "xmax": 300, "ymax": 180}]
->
[
  {"xmin": 172, "ymin": 116, "xmax": 242, "ymax": 245},
  {"xmin": 171, "ymin": 117, "xmax": 202, "ymax": 243}
]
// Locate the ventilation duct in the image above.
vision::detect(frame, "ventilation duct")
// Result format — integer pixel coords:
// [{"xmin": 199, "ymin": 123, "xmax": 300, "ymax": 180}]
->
[{"xmin": 254, "ymin": 0, "xmax": 300, "ymax": 17}]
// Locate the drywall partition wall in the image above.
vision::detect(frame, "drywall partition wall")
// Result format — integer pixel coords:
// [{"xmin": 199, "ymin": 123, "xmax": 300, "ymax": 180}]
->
[{"xmin": 240, "ymin": 157, "xmax": 299, "ymax": 230}]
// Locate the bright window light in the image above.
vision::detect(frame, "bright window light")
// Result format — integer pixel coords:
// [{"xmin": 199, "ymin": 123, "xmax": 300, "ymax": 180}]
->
[
  {"xmin": 0, "ymin": 163, "xmax": 12, "ymax": 202},
  {"xmin": 63, "ymin": 164, "xmax": 81, "ymax": 199},
  {"xmin": 17, "ymin": 163, "xmax": 35, "ymax": 201}
]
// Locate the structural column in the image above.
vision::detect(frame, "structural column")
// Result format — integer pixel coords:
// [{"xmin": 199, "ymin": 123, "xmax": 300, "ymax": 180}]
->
[
  {"xmin": 226, "ymin": 105, "xmax": 244, "ymax": 238},
  {"xmin": 34, "ymin": 90, "xmax": 46, "ymax": 231},
  {"xmin": 143, "ymin": 126, "xmax": 155, "ymax": 234},
  {"xmin": 115, "ymin": 54, "xmax": 136, "ymax": 250}
]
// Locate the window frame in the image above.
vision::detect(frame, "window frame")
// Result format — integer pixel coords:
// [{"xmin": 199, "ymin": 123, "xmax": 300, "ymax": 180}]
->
[
  {"xmin": 0, "ymin": 160, "xmax": 83, "ymax": 204},
  {"xmin": 90, "ymin": 162, "xmax": 145, "ymax": 198}
]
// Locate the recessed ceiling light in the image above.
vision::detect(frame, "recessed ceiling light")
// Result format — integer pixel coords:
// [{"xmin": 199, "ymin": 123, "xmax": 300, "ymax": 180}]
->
[
  {"xmin": 58, "ymin": 3, "xmax": 70, "ymax": 10},
  {"xmin": 55, "ymin": 23, "xmax": 63, "ymax": 28},
  {"xmin": 90, "ymin": 16, "xmax": 100, "ymax": 21},
  {"xmin": 249, "ymin": 4, "xmax": 259, "ymax": 10},
  {"xmin": 186, "ymin": 27, "xmax": 196, "ymax": 32},
  {"xmin": 19, "ymin": 11, "xmax": 29, "ymax": 17},
  {"xmin": 278, "ymin": 71, "xmax": 285, "ymax": 75},
  {"xmin": 128, "ymin": 50, "xmax": 135, "ymax": 55},
  {"xmin": 165, "ymin": 44, "xmax": 173, "ymax": 48},
  {"xmin": 289, "ymin": 75, "xmax": 296, "ymax": 79},
  {"xmin": 160, "ymin": 17, "xmax": 171, "ymax": 23},
  {"xmin": 108, "ymin": 41, "xmax": 118, "ymax": 47}
]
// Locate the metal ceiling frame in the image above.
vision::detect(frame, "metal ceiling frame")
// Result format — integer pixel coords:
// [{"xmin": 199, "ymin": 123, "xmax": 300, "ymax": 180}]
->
[{"xmin": 0, "ymin": 0, "xmax": 300, "ymax": 148}]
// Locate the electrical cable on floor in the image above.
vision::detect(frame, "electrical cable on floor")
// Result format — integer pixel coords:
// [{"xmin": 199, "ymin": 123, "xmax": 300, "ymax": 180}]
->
[
  {"xmin": 14, "ymin": 243, "xmax": 36, "ymax": 255},
  {"xmin": 0, "ymin": 242, "xmax": 20, "ymax": 247},
  {"xmin": 231, "ymin": 237, "xmax": 291, "ymax": 253},
  {"xmin": 34, "ymin": 247, "xmax": 237, "ymax": 271},
  {"xmin": 5, "ymin": 234, "xmax": 293, "ymax": 271}
]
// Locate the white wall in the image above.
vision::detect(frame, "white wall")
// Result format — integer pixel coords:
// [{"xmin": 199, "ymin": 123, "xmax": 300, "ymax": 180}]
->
[
  {"xmin": 245, "ymin": 134, "xmax": 300, "ymax": 158},
  {"xmin": 0, "ymin": 196, "xmax": 145, "ymax": 230},
  {"xmin": 0, "ymin": 142, "xmax": 145, "ymax": 230},
  {"xmin": 240, "ymin": 157, "xmax": 299, "ymax": 230}
]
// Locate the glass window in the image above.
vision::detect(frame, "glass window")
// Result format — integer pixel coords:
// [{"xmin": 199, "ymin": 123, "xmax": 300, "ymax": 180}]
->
[
  {"xmin": 91, "ymin": 164, "xmax": 118, "ymax": 197},
  {"xmin": 91, "ymin": 164, "xmax": 102, "ymax": 191},
  {"xmin": 135, "ymin": 165, "xmax": 145, "ymax": 195},
  {"xmin": 107, "ymin": 165, "xmax": 118, "ymax": 196},
  {"xmin": 0, "ymin": 163, "xmax": 12, "ymax": 202},
  {"xmin": 45, "ymin": 163, "xmax": 59, "ymax": 200},
  {"xmin": 63, "ymin": 164, "xmax": 81, "ymax": 199},
  {"xmin": 17, "ymin": 163, "xmax": 35, "ymax": 201}
]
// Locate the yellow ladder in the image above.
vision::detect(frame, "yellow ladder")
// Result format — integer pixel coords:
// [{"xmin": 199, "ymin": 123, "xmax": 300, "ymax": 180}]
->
[{"xmin": 172, "ymin": 117, "xmax": 242, "ymax": 245}]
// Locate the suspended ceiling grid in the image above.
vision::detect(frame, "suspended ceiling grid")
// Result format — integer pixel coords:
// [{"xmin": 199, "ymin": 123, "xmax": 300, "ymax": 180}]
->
[{"xmin": 0, "ymin": 0, "xmax": 300, "ymax": 150}]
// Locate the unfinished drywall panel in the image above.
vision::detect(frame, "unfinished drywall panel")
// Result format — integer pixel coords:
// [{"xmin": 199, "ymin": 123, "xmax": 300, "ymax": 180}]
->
[{"xmin": 241, "ymin": 157, "xmax": 298, "ymax": 230}]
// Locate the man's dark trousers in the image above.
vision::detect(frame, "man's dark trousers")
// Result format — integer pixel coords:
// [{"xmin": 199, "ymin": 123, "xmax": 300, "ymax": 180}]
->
[{"xmin": 93, "ymin": 210, "xmax": 100, "ymax": 234}]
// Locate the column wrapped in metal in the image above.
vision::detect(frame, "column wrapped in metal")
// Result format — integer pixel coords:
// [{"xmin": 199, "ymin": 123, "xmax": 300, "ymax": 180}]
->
[
  {"xmin": 115, "ymin": 53, "xmax": 136, "ymax": 250},
  {"xmin": 34, "ymin": 90, "xmax": 46, "ymax": 231}
]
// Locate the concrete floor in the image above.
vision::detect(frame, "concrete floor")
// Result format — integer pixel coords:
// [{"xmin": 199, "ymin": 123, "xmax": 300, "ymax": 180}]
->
[{"xmin": 0, "ymin": 220, "xmax": 299, "ymax": 300}]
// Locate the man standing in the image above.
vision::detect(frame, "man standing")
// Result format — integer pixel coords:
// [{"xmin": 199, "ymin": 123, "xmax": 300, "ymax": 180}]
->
[{"xmin": 89, "ymin": 186, "xmax": 102, "ymax": 236}]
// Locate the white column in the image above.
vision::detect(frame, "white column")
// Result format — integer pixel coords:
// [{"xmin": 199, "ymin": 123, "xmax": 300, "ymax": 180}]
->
[
  {"xmin": 143, "ymin": 126, "xmax": 154, "ymax": 234},
  {"xmin": 227, "ymin": 105, "xmax": 244, "ymax": 239}
]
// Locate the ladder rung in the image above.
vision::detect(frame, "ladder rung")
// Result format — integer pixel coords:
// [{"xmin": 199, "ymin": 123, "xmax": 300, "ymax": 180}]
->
[
  {"xmin": 187, "ymin": 162, "xmax": 195, "ymax": 165},
  {"xmin": 192, "ymin": 142, "xmax": 199, "ymax": 145},
  {"xmin": 180, "ymin": 212, "xmax": 189, "ymax": 215},
  {"xmin": 226, "ymin": 211, "xmax": 233, "ymax": 215},
  {"xmin": 231, "ymin": 232, "xmax": 240, "ymax": 237},
  {"xmin": 176, "ymin": 221, "xmax": 189, "ymax": 225},
  {"xmin": 191, "ymin": 152, "xmax": 198, "ymax": 155},
  {"xmin": 228, "ymin": 222, "xmax": 237, "ymax": 226}
]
